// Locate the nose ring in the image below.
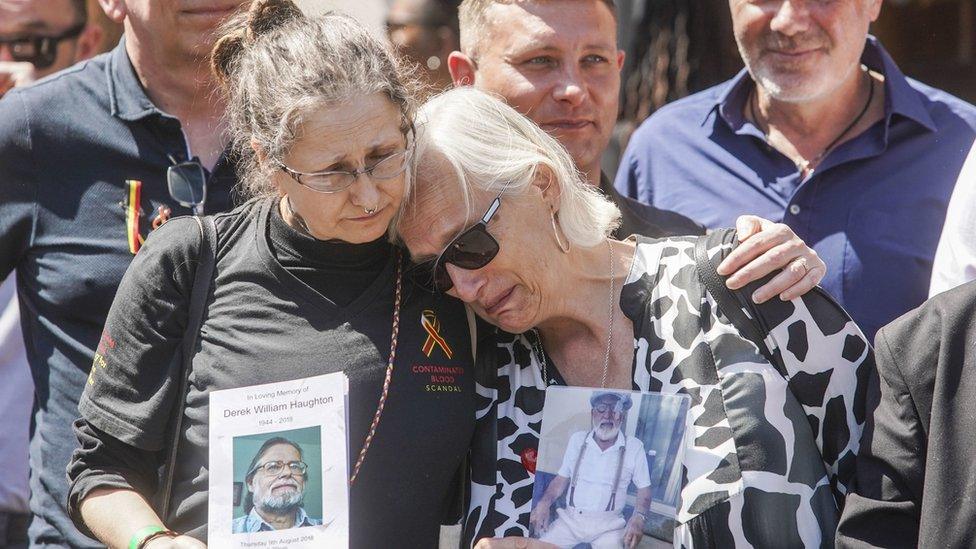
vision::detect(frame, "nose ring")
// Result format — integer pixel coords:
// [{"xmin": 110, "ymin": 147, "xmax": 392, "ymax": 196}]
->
[{"xmin": 364, "ymin": 207, "xmax": 377, "ymax": 215}]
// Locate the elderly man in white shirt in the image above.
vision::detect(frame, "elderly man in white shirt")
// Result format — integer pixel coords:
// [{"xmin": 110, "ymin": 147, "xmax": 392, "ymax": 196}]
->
[
  {"xmin": 530, "ymin": 392, "xmax": 652, "ymax": 549},
  {"xmin": 931, "ymin": 140, "xmax": 976, "ymax": 297}
]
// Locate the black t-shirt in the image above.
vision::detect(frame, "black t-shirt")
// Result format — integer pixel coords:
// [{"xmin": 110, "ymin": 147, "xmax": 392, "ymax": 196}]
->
[{"xmin": 69, "ymin": 198, "xmax": 476, "ymax": 547}]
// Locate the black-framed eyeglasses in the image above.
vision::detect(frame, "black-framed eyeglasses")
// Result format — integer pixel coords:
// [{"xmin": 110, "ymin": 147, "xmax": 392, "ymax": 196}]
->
[
  {"xmin": 249, "ymin": 460, "xmax": 308, "ymax": 477},
  {"xmin": 431, "ymin": 193, "xmax": 503, "ymax": 292},
  {"xmin": 0, "ymin": 22, "xmax": 85, "ymax": 70},
  {"xmin": 278, "ymin": 148, "xmax": 411, "ymax": 194},
  {"xmin": 167, "ymin": 156, "xmax": 207, "ymax": 216}
]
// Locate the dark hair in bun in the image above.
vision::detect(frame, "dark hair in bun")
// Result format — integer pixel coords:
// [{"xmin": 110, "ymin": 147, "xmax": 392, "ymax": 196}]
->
[
  {"xmin": 209, "ymin": 0, "xmax": 420, "ymax": 198},
  {"xmin": 211, "ymin": 0, "xmax": 304, "ymax": 85}
]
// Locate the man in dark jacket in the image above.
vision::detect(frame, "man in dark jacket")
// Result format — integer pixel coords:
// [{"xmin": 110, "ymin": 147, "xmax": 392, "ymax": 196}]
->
[{"xmin": 837, "ymin": 279, "xmax": 976, "ymax": 548}]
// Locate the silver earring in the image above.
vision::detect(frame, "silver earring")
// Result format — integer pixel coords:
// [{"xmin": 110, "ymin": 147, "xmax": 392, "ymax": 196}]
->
[
  {"xmin": 550, "ymin": 210, "xmax": 571, "ymax": 253},
  {"xmin": 426, "ymin": 56, "xmax": 441, "ymax": 71}
]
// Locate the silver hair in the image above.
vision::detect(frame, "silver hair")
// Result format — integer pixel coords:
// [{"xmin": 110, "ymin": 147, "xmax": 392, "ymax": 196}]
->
[
  {"xmin": 211, "ymin": 0, "xmax": 420, "ymax": 198},
  {"xmin": 406, "ymin": 86, "xmax": 620, "ymax": 247}
]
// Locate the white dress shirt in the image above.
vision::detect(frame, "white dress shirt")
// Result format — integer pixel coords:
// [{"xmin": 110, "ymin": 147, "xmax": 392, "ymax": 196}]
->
[
  {"xmin": 557, "ymin": 430, "xmax": 651, "ymax": 512},
  {"xmin": 931, "ymin": 139, "xmax": 976, "ymax": 297}
]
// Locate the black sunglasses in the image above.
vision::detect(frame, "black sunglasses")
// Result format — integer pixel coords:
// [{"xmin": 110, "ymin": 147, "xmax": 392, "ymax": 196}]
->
[
  {"xmin": 0, "ymin": 22, "xmax": 85, "ymax": 70},
  {"xmin": 166, "ymin": 156, "xmax": 207, "ymax": 216},
  {"xmin": 431, "ymin": 193, "xmax": 503, "ymax": 291}
]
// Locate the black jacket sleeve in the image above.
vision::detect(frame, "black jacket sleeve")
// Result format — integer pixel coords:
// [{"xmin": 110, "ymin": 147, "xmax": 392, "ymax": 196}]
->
[
  {"xmin": 835, "ymin": 320, "xmax": 927, "ymax": 548},
  {"xmin": 66, "ymin": 216, "xmax": 205, "ymax": 536},
  {"xmin": 66, "ymin": 419, "xmax": 162, "ymax": 538}
]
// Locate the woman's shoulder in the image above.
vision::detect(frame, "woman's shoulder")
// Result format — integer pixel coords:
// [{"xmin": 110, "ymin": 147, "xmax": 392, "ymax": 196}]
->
[
  {"xmin": 619, "ymin": 234, "xmax": 708, "ymax": 324},
  {"xmin": 210, "ymin": 196, "xmax": 270, "ymax": 244},
  {"xmin": 625, "ymin": 234, "xmax": 707, "ymax": 283},
  {"xmin": 143, "ymin": 197, "xmax": 266, "ymax": 256}
]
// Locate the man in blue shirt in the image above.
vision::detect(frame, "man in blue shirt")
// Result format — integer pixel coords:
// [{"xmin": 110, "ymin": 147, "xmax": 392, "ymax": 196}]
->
[
  {"xmin": 0, "ymin": 1, "xmax": 243, "ymax": 545},
  {"xmin": 615, "ymin": 0, "xmax": 976, "ymax": 341},
  {"xmin": 1, "ymin": 1, "xmax": 104, "ymax": 547}
]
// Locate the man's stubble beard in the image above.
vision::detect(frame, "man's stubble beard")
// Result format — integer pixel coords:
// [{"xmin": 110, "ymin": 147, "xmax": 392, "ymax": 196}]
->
[{"xmin": 735, "ymin": 29, "xmax": 858, "ymax": 104}]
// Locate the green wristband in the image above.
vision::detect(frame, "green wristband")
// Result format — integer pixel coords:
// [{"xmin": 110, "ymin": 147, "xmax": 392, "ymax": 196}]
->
[{"xmin": 129, "ymin": 525, "xmax": 169, "ymax": 549}]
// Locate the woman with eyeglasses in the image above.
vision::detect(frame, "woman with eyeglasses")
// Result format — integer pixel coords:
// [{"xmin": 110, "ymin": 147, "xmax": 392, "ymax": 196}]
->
[
  {"xmin": 396, "ymin": 87, "xmax": 874, "ymax": 549},
  {"xmin": 65, "ymin": 2, "xmax": 476, "ymax": 547}
]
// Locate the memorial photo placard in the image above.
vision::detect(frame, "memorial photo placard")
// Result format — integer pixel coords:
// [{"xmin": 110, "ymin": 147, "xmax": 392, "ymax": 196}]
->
[
  {"xmin": 208, "ymin": 372, "xmax": 349, "ymax": 549},
  {"xmin": 529, "ymin": 386, "xmax": 690, "ymax": 548}
]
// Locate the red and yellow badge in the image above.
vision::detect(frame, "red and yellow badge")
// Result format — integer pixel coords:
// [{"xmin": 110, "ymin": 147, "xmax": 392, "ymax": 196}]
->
[
  {"xmin": 125, "ymin": 179, "xmax": 144, "ymax": 254},
  {"xmin": 421, "ymin": 309, "xmax": 453, "ymax": 359},
  {"xmin": 124, "ymin": 179, "xmax": 172, "ymax": 254}
]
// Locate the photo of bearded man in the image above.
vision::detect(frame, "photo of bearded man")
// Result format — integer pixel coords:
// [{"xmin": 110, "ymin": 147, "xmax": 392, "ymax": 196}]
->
[{"xmin": 233, "ymin": 436, "xmax": 323, "ymax": 533}]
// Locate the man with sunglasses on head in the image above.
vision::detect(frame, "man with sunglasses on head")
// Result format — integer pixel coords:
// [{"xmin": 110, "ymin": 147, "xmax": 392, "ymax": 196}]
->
[{"xmin": 0, "ymin": 0, "xmax": 244, "ymax": 546}]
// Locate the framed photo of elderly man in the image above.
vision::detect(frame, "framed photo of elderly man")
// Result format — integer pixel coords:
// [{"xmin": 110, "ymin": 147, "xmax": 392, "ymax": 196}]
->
[
  {"xmin": 530, "ymin": 387, "xmax": 689, "ymax": 548},
  {"xmin": 208, "ymin": 372, "xmax": 348, "ymax": 548}
]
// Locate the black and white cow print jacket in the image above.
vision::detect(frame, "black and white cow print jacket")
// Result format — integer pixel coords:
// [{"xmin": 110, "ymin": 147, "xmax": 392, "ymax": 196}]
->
[{"xmin": 463, "ymin": 233, "xmax": 873, "ymax": 548}]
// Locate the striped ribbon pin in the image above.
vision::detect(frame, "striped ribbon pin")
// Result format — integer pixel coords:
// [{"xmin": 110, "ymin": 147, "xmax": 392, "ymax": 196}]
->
[{"xmin": 125, "ymin": 179, "xmax": 145, "ymax": 254}]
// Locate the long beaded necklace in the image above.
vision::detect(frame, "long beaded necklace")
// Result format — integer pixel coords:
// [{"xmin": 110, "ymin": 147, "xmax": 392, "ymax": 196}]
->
[
  {"xmin": 349, "ymin": 247, "xmax": 402, "ymax": 485},
  {"xmin": 749, "ymin": 66, "xmax": 875, "ymax": 177},
  {"xmin": 532, "ymin": 239, "xmax": 615, "ymax": 388},
  {"xmin": 283, "ymin": 195, "xmax": 403, "ymax": 485}
]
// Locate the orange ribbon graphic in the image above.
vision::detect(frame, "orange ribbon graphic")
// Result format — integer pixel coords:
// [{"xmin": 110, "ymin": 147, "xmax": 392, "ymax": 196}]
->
[{"xmin": 421, "ymin": 309, "xmax": 453, "ymax": 359}]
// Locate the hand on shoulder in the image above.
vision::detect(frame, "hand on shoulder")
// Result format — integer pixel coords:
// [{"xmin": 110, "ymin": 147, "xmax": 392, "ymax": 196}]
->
[{"xmin": 718, "ymin": 214, "xmax": 826, "ymax": 302}]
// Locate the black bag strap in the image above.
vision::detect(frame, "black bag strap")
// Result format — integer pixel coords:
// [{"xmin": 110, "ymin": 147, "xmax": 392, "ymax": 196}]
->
[
  {"xmin": 693, "ymin": 229, "xmax": 786, "ymax": 378},
  {"xmin": 159, "ymin": 215, "xmax": 218, "ymax": 521}
]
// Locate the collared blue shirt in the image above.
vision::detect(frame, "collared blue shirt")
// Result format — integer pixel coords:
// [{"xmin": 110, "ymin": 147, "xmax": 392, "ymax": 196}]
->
[
  {"xmin": 615, "ymin": 37, "xmax": 976, "ymax": 340},
  {"xmin": 0, "ymin": 39, "xmax": 237, "ymax": 546},
  {"xmin": 232, "ymin": 506, "xmax": 321, "ymax": 533}
]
